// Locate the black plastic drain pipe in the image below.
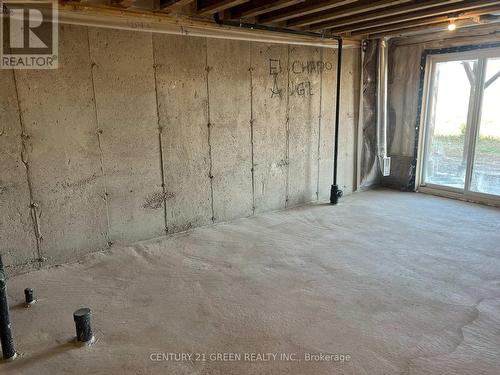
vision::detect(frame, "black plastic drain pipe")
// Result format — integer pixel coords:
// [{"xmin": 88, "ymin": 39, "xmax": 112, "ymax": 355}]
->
[
  {"xmin": 213, "ymin": 13, "xmax": 341, "ymax": 41},
  {"xmin": 330, "ymin": 38, "xmax": 343, "ymax": 205},
  {"xmin": 213, "ymin": 14, "xmax": 343, "ymax": 205},
  {"xmin": 73, "ymin": 308, "xmax": 94, "ymax": 345},
  {"xmin": 24, "ymin": 288, "xmax": 35, "ymax": 306},
  {"xmin": 0, "ymin": 255, "xmax": 16, "ymax": 361}
]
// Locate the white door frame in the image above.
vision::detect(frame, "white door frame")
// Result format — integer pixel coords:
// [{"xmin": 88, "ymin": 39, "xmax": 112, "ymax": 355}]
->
[{"xmin": 416, "ymin": 48, "xmax": 500, "ymax": 207}]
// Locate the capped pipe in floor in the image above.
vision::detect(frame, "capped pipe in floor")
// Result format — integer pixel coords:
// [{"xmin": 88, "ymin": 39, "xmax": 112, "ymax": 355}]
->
[
  {"xmin": 0, "ymin": 255, "xmax": 16, "ymax": 361},
  {"xmin": 73, "ymin": 308, "xmax": 95, "ymax": 345},
  {"xmin": 24, "ymin": 288, "xmax": 35, "ymax": 306}
]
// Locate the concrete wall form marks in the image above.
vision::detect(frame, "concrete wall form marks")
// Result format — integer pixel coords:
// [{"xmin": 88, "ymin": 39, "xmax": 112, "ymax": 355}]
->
[
  {"xmin": 0, "ymin": 24, "xmax": 360, "ymax": 271},
  {"xmin": 13, "ymin": 25, "xmax": 109, "ymax": 265},
  {"xmin": 0, "ymin": 70, "xmax": 37, "ymax": 271}
]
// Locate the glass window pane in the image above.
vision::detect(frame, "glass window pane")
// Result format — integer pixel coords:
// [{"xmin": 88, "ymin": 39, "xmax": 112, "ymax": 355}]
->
[
  {"xmin": 471, "ymin": 58, "xmax": 500, "ymax": 196},
  {"xmin": 424, "ymin": 60, "xmax": 477, "ymax": 189}
]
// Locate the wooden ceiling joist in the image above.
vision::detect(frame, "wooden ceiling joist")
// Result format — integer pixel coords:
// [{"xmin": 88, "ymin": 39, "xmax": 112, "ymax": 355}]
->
[
  {"xmin": 375, "ymin": 19, "xmax": 466, "ymax": 38},
  {"xmin": 197, "ymin": 0, "xmax": 249, "ymax": 15},
  {"xmin": 287, "ymin": 0, "xmax": 412, "ymax": 28},
  {"xmin": 311, "ymin": 0, "xmax": 500, "ymax": 32},
  {"xmin": 389, "ymin": 20, "xmax": 500, "ymax": 44},
  {"xmin": 230, "ymin": 0, "xmax": 305, "ymax": 19},
  {"xmin": 351, "ymin": 4, "xmax": 500, "ymax": 36},
  {"xmin": 133, "ymin": 0, "xmax": 194, "ymax": 10},
  {"xmin": 257, "ymin": 0, "xmax": 358, "ymax": 25},
  {"xmin": 370, "ymin": 17, "xmax": 500, "ymax": 38},
  {"xmin": 160, "ymin": 0, "xmax": 195, "ymax": 9},
  {"xmin": 352, "ymin": 16, "xmax": 456, "ymax": 36},
  {"xmin": 309, "ymin": 0, "xmax": 464, "ymax": 30}
]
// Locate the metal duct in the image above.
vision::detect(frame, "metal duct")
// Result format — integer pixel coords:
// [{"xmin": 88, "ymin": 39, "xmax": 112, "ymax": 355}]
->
[{"xmin": 377, "ymin": 38, "xmax": 391, "ymax": 177}]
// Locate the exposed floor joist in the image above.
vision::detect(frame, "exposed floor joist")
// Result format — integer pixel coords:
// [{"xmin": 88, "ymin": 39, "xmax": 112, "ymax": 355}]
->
[
  {"xmin": 390, "ymin": 19, "xmax": 500, "ymax": 44},
  {"xmin": 287, "ymin": 0, "xmax": 413, "ymax": 28},
  {"xmin": 309, "ymin": 0, "xmax": 467, "ymax": 31},
  {"xmin": 352, "ymin": 5, "xmax": 500, "ymax": 36},
  {"xmin": 230, "ymin": 0, "xmax": 306, "ymax": 19},
  {"xmin": 316, "ymin": 0, "xmax": 500, "ymax": 33},
  {"xmin": 197, "ymin": 0, "xmax": 249, "ymax": 15},
  {"xmin": 353, "ymin": 16, "xmax": 460, "ymax": 36},
  {"xmin": 257, "ymin": 0, "xmax": 358, "ymax": 25},
  {"xmin": 160, "ymin": 0, "xmax": 195, "ymax": 10}
]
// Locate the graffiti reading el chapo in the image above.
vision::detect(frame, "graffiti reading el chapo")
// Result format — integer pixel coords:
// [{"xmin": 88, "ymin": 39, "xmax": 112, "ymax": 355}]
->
[
  {"xmin": 269, "ymin": 58, "xmax": 333, "ymax": 99},
  {"xmin": 291, "ymin": 60, "xmax": 333, "ymax": 74}
]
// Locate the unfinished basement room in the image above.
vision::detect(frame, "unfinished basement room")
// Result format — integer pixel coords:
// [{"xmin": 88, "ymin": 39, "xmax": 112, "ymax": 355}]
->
[{"xmin": 1, "ymin": 0, "xmax": 500, "ymax": 374}]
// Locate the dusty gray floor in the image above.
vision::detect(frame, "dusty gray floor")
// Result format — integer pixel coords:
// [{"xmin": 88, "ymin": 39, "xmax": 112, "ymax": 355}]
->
[{"xmin": 2, "ymin": 190, "xmax": 500, "ymax": 374}]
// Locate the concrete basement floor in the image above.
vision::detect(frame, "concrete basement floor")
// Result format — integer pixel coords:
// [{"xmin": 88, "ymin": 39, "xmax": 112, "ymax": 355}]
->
[{"xmin": 2, "ymin": 189, "xmax": 500, "ymax": 374}]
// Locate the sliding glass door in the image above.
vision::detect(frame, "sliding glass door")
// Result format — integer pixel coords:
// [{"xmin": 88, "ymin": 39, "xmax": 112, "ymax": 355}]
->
[
  {"xmin": 420, "ymin": 49, "xmax": 500, "ymax": 204},
  {"xmin": 470, "ymin": 57, "xmax": 500, "ymax": 196}
]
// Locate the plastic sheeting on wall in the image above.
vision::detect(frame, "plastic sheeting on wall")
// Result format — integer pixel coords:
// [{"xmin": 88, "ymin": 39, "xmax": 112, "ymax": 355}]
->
[{"xmin": 359, "ymin": 39, "xmax": 381, "ymax": 189}]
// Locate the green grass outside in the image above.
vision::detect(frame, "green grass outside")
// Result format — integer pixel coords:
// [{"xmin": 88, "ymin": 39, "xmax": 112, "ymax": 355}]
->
[{"xmin": 432, "ymin": 134, "xmax": 500, "ymax": 160}]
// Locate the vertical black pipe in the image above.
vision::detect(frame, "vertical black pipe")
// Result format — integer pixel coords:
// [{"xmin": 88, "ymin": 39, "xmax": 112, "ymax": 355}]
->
[
  {"xmin": 330, "ymin": 38, "xmax": 343, "ymax": 205},
  {"xmin": 24, "ymin": 288, "xmax": 35, "ymax": 305},
  {"xmin": 0, "ymin": 255, "xmax": 16, "ymax": 361},
  {"xmin": 73, "ymin": 308, "xmax": 94, "ymax": 344}
]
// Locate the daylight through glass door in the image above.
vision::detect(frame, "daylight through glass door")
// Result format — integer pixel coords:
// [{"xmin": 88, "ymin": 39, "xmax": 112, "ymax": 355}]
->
[{"xmin": 421, "ymin": 50, "xmax": 500, "ymax": 202}]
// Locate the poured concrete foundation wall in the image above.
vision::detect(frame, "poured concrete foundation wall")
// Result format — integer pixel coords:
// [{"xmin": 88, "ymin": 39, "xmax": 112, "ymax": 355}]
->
[
  {"xmin": 386, "ymin": 33, "xmax": 500, "ymax": 190},
  {"xmin": 0, "ymin": 24, "xmax": 360, "ymax": 273}
]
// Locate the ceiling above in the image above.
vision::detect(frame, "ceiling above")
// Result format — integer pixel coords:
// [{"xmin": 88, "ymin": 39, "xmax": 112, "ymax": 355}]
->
[{"xmin": 66, "ymin": 0, "xmax": 500, "ymax": 39}]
